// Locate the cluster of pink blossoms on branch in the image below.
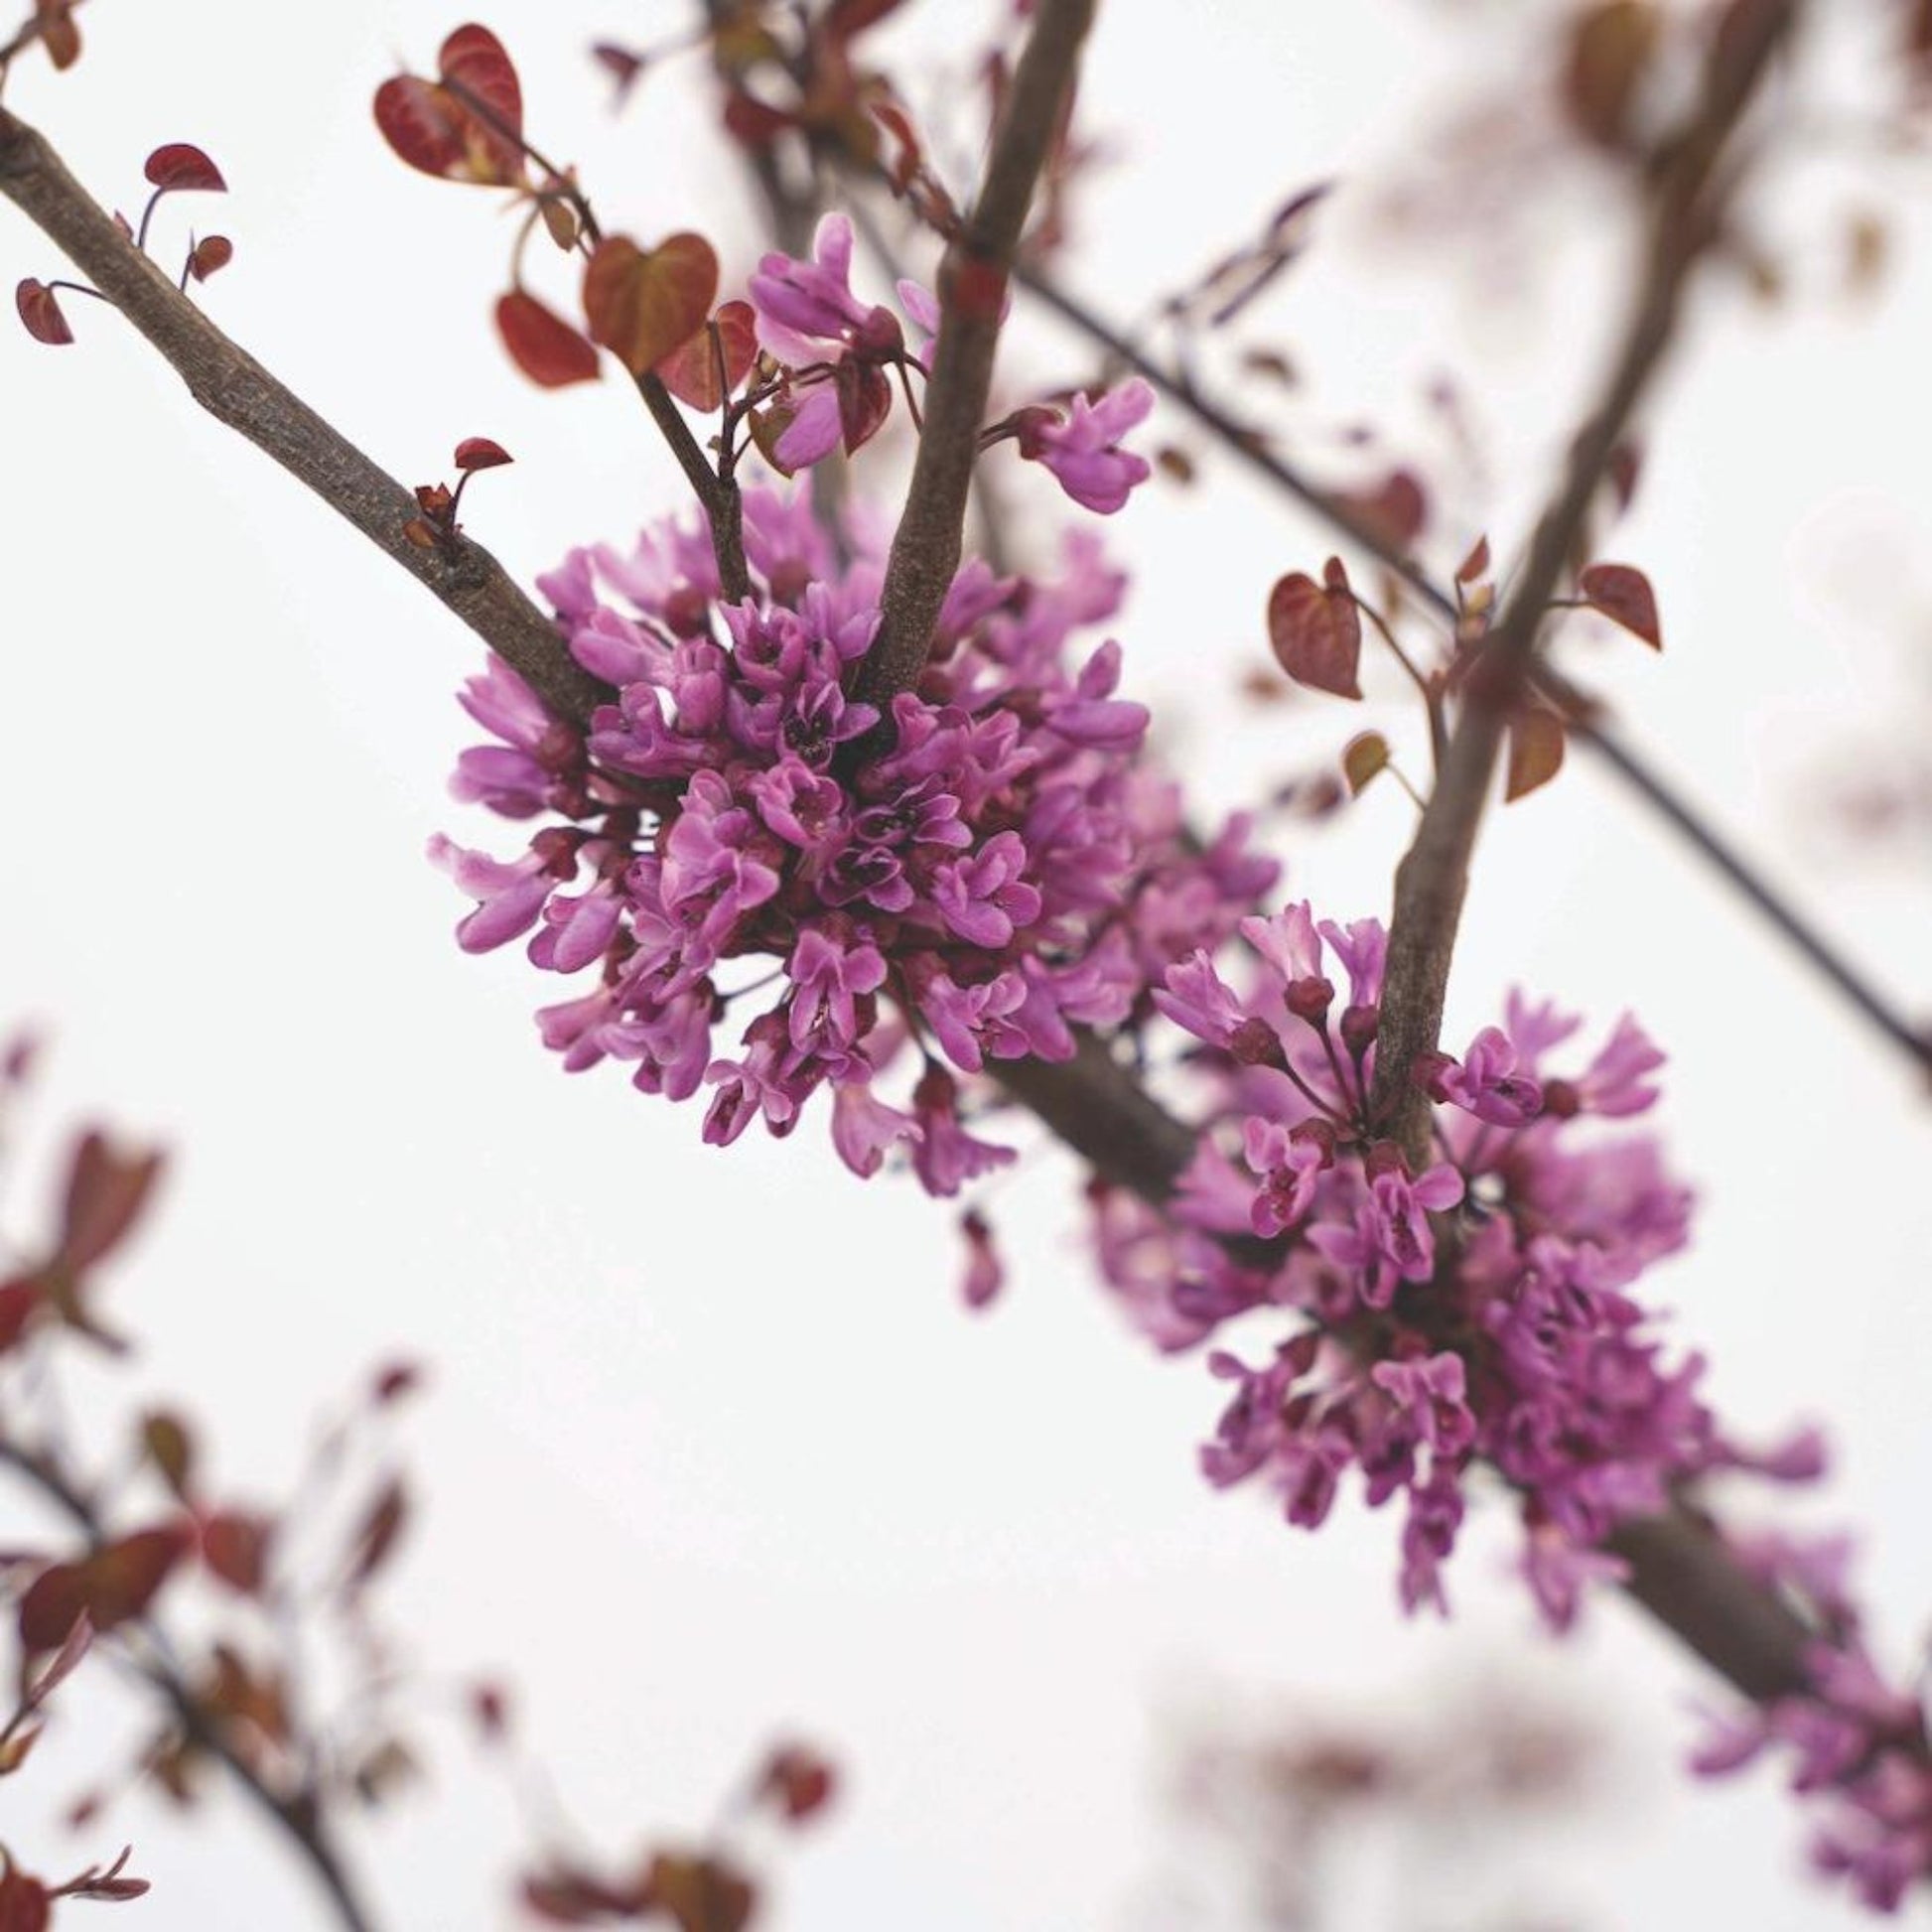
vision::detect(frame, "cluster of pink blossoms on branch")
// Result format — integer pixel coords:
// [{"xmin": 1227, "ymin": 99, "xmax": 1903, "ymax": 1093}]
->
[{"xmin": 435, "ymin": 486, "xmax": 1271, "ymax": 1201}]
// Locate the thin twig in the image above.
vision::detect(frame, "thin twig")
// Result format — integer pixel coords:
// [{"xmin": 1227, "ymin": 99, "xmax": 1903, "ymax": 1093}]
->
[
  {"xmin": 0, "ymin": 1437, "xmax": 383, "ymax": 1932},
  {"xmin": 848, "ymin": 0, "xmax": 1097, "ymax": 712},
  {"xmin": 635, "ymin": 367, "xmax": 750, "ymax": 601}
]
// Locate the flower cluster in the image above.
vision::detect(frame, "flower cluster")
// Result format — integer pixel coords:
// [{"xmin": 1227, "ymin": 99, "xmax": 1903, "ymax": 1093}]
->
[
  {"xmin": 1101, "ymin": 902, "xmax": 1735, "ymax": 1621},
  {"xmin": 748, "ymin": 213, "xmax": 1156, "ymax": 515},
  {"xmin": 1692, "ymin": 1533, "xmax": 1932, "ymax": 1911},
  {"xmin": 436, "ymin": 488, "xmax": 1273, "ymax": 1200}
]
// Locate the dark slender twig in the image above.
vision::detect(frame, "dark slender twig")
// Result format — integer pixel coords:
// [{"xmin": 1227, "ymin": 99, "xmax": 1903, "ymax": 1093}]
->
[
  {"xmin": 634, "ymin": 367, "xmax": 751, "ymax": 601},
  {"xmin": 0, "ymin": 1438, "xmax": 383, "ymax": 1932},
  {"xmin": 848, "ymin": 0, "xmax": 1097, "ymax": 711}
]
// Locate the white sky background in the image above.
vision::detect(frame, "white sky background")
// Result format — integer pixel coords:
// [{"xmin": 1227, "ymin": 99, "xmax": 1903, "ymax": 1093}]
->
[{"xmin": 4, "ymin": 1, "xmax": 1932, "ymax": 1927}]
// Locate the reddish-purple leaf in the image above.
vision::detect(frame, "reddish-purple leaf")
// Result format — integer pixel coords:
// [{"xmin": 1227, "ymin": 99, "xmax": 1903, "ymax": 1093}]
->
[
  {"xmin": 60, "ymin": 1132, "xmax": 164, "ymax": 1273},
  {"xmin": 438, "ymin": 24, "xmax": 524, "ymax": 141},
  {"xmin": 655, "ymin": 300, "xmax": 759, "ymax": 412},
  {"xmin": 1579, "ymin": 562, "xmax": 1662, "ymax": 649},
  {"xmin": 187, "ymin": 235, "xmax": 233, "ymax": 283},
  {"xmin": 374, "ymin": 27, "xmax": 527, "ymax": 190},
  {"xmin": 1334, "ymin": 468, "xmax": 1427, "ymax": 554},
  {"xmin": 201, "ymin": 1510, "xmax": 273, "ymax": 1595},
  {"xmin": 1506, "ymin": 707, "xmax": 1567, "ymax": 802},
  {"xmin": 453, "ymin": 436, "xmax": 513, "ymax": 473},
  {"xmin": 371, "ymin": 1359, "xmax": 426, "ymax": 1404},
  {"xmin": 143, "ymin": 144, "xmax": 226, "ymax": 194},
  {"xmin": 0, "ymin": 1281, "xmax": 40, "ymax": 1354},
  {"xmin": 1267, "ymin": 567, "xmax": 1363, "ymax": 699},
  {"xmin": 592, "ymin": 42, "xmax": 646, "ymax": 103},
  {"xmin": 25, "ymin": 1612, "xmax": 93, "ymax": 1711},
  {"xmin": 494, "ymin": 290, "xmax": 601, "ymax": 388},
  {"xmin": 755, "ymin": 1742, "xmax": 838, "ymax": 1824},
  {"xmin": 58, "ymin": 1848, "xmax": 148, "ymax": 1903},
  {"xmin": 344, "ymin": 1476, "xmax": 408, "ymax": 1591},
  {"xmin": 1455, "ymin": 535, "xmax": 1491, "ymax": 586},
  {"xmin": 583, "ymin": 233, "xmax": 720, "ymax": 376},
  {"xmin": 18, "ymin": 1527, "xmax": 189, "ymax": 1651},
  {"xmin": 15, "ymin": 280, "xmax": 72, "ymax": 347}
]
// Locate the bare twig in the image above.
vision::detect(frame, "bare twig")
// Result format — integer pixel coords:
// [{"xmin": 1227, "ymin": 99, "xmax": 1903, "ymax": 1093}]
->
[
  {"xmin": 848, "ymin": 0, "xmax": 1097, "ymax": 712},
  {"xmin": 0, "ymin": 1437, "xmax": 383, "ymax": 1932},
  {"xmin": 635, "ymin": 367, "xmax": 751, "ymax": 601}
]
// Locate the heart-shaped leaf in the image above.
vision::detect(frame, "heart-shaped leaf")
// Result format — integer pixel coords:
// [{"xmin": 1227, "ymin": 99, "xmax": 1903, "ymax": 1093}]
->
[
  {"xmin": 143, "ymin": 144, "xmax": 225, "ymax": 194},
  {"xmin": 187, "ymin": 235, "xmax": 233, "ymax": 283},
  {"xmin": 374, "ymin": 26, "xmax": 526, "ymax": 188},
  {"xmin": 18, "ymin": 1527, "xmax": 189, "ymax": 1651},
  {"xmin": 654, "ymin": 300, "xmax": 759, "ymax": 412},
  {"xmin": 583, "ymin": 233, "xmax": 720, "ymax": 376},
  {"xmin": 495, "ymin": 291, "xmax": 601, "ymax": 388},
  {"xmin": 1506, "ymin": 706, "xmax": 1567, "ymax": 802},
  {"xmin": 15, "ymin": 280, "xmax": 73, "ymax": 347},
  {"xmin": 1333, "ymin": 467, "xmax": 1427, "ymax": 553},
  {"xmin": 1267, "ymin": 563, "xmax": 1363, "ymax": 699},
  {"xmin": 1580, "ymin": 562, "xmax": 1662, "ymax": 649}
]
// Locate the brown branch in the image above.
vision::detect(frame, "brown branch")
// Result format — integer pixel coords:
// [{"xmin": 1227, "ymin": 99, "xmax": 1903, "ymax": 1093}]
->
[
  {"xmin": 0, "ymin": 104, "xmax": 609, "ymax": 727},
  {"xmin": 0, "ymin": 1437, "xmax": 383, "ymax": 1932},
  {"xmin": 847, "ymin": 0, "xmax": 1097, "ymax": 712},
  {"xmin": 1368, "ymin": 0, "xmax": 1803, "ymax": 1164}
]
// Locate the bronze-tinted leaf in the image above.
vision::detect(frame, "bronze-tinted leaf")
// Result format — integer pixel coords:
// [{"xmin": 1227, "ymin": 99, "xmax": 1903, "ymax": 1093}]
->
[
  {"xmin": 61, "ymin": 1131, "xmax": 165, "ymax": 1272},
  {"xmin": 1562, "ymin": 2, "xmax": 1659, "ymax": 148},
  {"xmin": 655, "ymin": 300, "xmax": 759, "ymax": 412},
  {"xmin": 143, "ymin": 144, "xmax": 226, "ymax": 194},
  {"xmin": 1505, "ymin": 707, "xmax": 1567, "ymax": 802},
  {"xmin": 187, "ymin": 235, "xmax": 233, "ymax": 283},
  {"xmin": 1342, "ymin": 731, "xmax": 1391, "ymax": 796},
  {"xmin": 583, "ymin": 233, "xmax": 720, "ymax": 376},
  {"xmin": 1579, "ymin": 562, "xmax": 1661, "ymax": 649},
  {"xmin": 15, "ymin": 280, "xmax": 73, "ymax": 347},
  {"xmin": 643, "ymin": 1851, "xmax": 757, "ymax": 1932},
  {"xmin": 36, "ymin": 1, "xmax": 80, "ymax": 70},
  {"xmin": 0, "ymin": 1863, "xmax": 51, "ymax": 1932},
  {"xmin": 1454, "ymin": 535, "xmax": 1491, "ymax": 586},
  {"xmin": 140, "ymin": 1412, "xmax": 196, "ymax": 1500},
  {"xmin": 1267, "ymin": 568, "xmax": 1362, "ymax": 699},
  {"xmin": 0, "ymin": 1725, "xmax": 40, "ymax": 1776},
  {"xmin": 494, "ymin": 290, "xmax": 601, "ymax": 388}
]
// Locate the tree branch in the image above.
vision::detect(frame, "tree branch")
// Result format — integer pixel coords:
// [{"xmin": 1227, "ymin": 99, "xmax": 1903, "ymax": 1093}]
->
[
  {"xmin": 847, "ymin": 0, "xmax": 1096, "ymax": 712},
  {"xmin": 0, "ymin": 104, "xmax": 609, "ymax": 728},
  {"xmin": 1368, "ymin": 0, "xmax": 1803, "ymax": 1163},
  {"xmin": 0, "ymin": 1437, "xmax": 383, "ymax": 1932}
]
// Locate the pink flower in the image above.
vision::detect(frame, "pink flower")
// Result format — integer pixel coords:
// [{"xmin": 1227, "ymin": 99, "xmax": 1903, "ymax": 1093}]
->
[{"xmin": 1018, "ymin": 379, "xmax": 1156, "ymax": 514}]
